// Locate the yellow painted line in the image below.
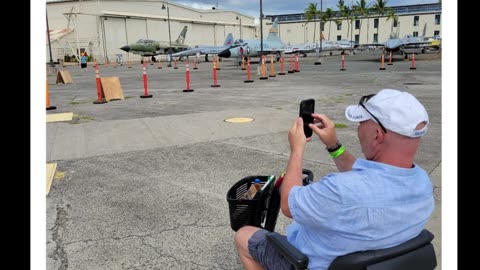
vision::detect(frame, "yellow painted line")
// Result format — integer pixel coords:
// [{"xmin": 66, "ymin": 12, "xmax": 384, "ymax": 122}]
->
[
  {"xmin": 47, "ymin": 112, "xmax": 73, "ymax": 123},
  {"xmin": 224, "ymin": 117, "xmax": 255, "ymax": 123},
  {"xmin": 46, "ymin": 163, "xmax": 57, "ymax": 195}
]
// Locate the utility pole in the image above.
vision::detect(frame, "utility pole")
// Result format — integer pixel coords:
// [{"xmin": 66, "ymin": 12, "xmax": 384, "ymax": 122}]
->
[
  {"xmin": 260, "ymin": 0, "xmax": 263, "ymax": 56},
  {"xmin": 162, "ymin": 2, "xmax": 172, "ymax": 67},
  {"xmin": 46, "ymin": 8, "xmax": 55, "ymax": 67},
  {"xmin": 320, "ymin": 0, "xmax": 323, "ymax": 53}
]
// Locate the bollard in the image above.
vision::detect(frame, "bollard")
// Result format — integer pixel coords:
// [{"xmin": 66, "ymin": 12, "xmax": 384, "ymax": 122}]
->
[
  {"xmin": 294, "ymin": 54, "xmax": 300, "ymax": 72},
  {"xmin": 183, "ymin": 59, "xmax": 194, "ymax": 92},
  {"xmin": 174, "ymin": 58, "xmax": 178, "ymax": 69},
  {"xmin": 140, "ymin": 61, "xmax": 153, "ymax": 98},
  {"xmin": 379, "ymin": 51, "xmax": 386, "ymax": 70},
  {"xmin": 244, "ymin": 57, "xmax": 254, "ymax": 83},
  {"xmin": 211, "ymin": 60, "xmax": 220, "ymax": 87},
  {"xmin": 46, "ymin": 79, "xmax": 57, "ymax": 110},
  {"xmin": 340, "ymin": 54, "xmax": 346, "ymax": 71},
  {"xmin": 269, "ymin": 55, "xmax": 276, "ymax": 77},
  {"xmin": 93, "ymin": 61, "xmax": 107, "ymax": 104},
  {"xmin": 410, "ymin": 52, "xmax": 416, "ymax": 70},
  {"xmin": 288, "ymin": 54, "xmax": 294, "ymax": 73},
  {"xmin": 215, "ymin": 56, "xmax": 221, "ymax": 70},
  {"xmin": 127, "ymin": 55, "xmax": 132, "ymax": 68},
  {"xmin": 260, "ymin": 55, "xmax": 268, "ymax": 80},
  {"xmin": 157, "ymin": 58, "xmax": 162, "ymax": 69},
  {"xmin": 193, "ymin": 56, "xmax": 198, "ymax": 70},
  {"xmin": 113, "ymin": 59, "xmax": 117, "ymax": 68},
  {"xmin": 241, "ymin": 57, "xmax": 246, "ymax": 70},
  {"xmin": 278, "ymin": 55, "xmax": 286, "ymax": 75},
  {"xmin": 387, "ymin": 51, "xmax": 393, "ymax": 65}
]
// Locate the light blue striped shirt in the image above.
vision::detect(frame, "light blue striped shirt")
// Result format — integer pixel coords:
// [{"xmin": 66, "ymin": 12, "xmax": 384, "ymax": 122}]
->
[{"xmin": 286, "ymin": 158, "xmax": 434, "ymax": 270}]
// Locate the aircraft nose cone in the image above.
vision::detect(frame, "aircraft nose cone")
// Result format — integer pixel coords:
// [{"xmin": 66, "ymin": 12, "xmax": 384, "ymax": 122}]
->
[
  {"xmin": 120, "ymin": 45, "xmax": 130, "ymax": 52},
  {"xmin": 218, "ymin": 48, "xmax": 231, "ymax": 58}
]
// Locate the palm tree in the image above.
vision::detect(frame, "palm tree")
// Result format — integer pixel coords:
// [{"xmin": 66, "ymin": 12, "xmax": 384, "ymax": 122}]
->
[
  {"xmin": 323, "ymin": 8, "xmax": 334, "ymax": 40},
  {"xmin": 354, "ymin": 0, "xmax": 370, "ymax": 43},
  {"xmin": 305, "ymin": 3, "xmax": 318, "ymax": 44},
  {"xmin": 372, "ymin": 0, "xmax": 390, "ymax": 41},
  {"xmin": 336, "ymin": 0, "xmax": 350, "ymax": 37},
  {"xmin": 386, "ymin": 8, "xmax": 398, "ymax": 34},
  {"xmin": 341, "ymin": 5, "xmax": 352, "ymax": 41}
]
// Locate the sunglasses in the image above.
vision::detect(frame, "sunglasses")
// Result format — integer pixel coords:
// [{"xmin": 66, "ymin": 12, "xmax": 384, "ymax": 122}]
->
[{"xmin": 359, "ymin": 94, "xmax": 388, "ymax": 134}]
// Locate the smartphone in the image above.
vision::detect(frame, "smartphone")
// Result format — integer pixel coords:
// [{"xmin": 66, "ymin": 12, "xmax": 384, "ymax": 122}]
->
[{"xmin": 299, "ymin": 99, "xmax": 315, "ymax": 138}]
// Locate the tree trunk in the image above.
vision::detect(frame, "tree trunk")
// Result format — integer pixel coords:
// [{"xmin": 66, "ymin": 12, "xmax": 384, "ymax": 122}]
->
[
  {"xmin": 328, "ymin": 20, "xmax": 332, "ymax": 40},
  {"xmin": 366, "ymin": 17, "xmax": 370, "ymax": 43}
]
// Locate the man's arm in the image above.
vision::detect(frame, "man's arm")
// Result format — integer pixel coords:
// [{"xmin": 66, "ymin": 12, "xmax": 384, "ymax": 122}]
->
[{"xmin": 281, "ymin": 118, "xmax": 307, "ymax": 219}]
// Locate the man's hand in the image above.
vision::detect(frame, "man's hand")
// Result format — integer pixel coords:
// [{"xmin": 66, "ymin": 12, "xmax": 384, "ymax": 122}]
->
[
  {"xmin": 309, "ymin": 113, "xmax": 338, "ymax": 149},
  {"xmin": 288, "ymin": 117, "xmax": 307, "ymax": 154}
]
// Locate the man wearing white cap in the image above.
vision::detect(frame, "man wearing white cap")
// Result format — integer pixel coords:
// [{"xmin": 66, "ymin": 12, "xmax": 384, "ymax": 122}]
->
[{"xmin": 235, "ymin": 89, "xmax": 434, "ymax": 270}]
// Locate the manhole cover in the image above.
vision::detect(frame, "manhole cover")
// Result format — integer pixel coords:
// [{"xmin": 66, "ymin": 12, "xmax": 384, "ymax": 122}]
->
[{"xmin": 224, "ymin": 117, "xmax": 255, "ymax": 123}]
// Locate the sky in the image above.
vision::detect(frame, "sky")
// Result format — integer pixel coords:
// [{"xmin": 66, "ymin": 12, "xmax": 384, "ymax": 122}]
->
[{"xmin": 175, "ymin": 0, "xmax": 439, "ymax": 20}]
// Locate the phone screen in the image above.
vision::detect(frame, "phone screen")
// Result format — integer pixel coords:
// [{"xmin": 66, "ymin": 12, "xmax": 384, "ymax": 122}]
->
[{"xmin": 299, "ymin": 99, "xmax": 315, "ymax": 138}]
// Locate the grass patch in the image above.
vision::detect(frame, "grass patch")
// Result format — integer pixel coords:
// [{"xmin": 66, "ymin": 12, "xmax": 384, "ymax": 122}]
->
[
  {"xmin": 344, "ymin": 93, "xmax": 353, "ymax": 96},
  {"xmin": 78, "ymin": 115, "xmax": 95, "ymax": 120},
  {"xmin": 276, "ymin": 107, "xmax": 283, "ymax": 110},
  {"xmin": 335, "ymin": 123, "xmax": 348, "ymax": 128},
  {"xmin": 124, "ymin": 96, "xmax": 135, "ymax": 99}
]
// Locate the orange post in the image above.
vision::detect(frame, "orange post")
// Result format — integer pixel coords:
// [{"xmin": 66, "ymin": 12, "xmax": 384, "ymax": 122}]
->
[
  {"xmin": 174, "ymin": 58, "xmax": 178, "ymax": 69},
  {"xmin": 278, "ymin": 55, "xmax": 285, "ymax": 75},
  {"xmin": 211, "ymin": 60, "xmax": 220, "ymax": 87},
  {"xmin": 244, "ymin": 56, "xmax": 254, "ymax": 83},
  {"xmin": 193, "ymin": 56, "xmax": 198, "ymax": 70},
  {"xmin": 288, "ymin": 54, "xmax": 294, "ymax": 73},
  {"xmin": 140, "ymin": 61, "xmax": 152, "ymax": 98},
  {"xmin": 46, "ymin": 79, "xmax": 56, "ymax": 110},
  {"xmin": 294, "ymin": 53, "xmax": 300, "ymax": 72},
  {"xmin": 260, "ymin": 55, "xmax": 268, "ymax": 80},
  {"xmin": 93, "ymin": 61, "xmax": 107, "ymax": 104},
  {"xmin": 127, "ymin": 55, "xmax": 132, "ymax": 68},
  {"xmin": 410, "ymin": 52, "xmax": 416, "ymax": 70},
  {"xmin": 340, "ymin": 54, "xmax": 346, "ymax": 71},
  {"xmin": 215, "ymin": 56, "xmax": 221, "ymax": 70},
  {"xmin": 387, "ymin": 51, "xmax": 393, "ymax": 65},
  {"xmin": 269, "ymin": 55, "xmax": 276, "ymax": 77},
  {"xmin": 113, "ymin": 59, "xmax": 117, "ymax": 68},
  {"xmin": 157, "ymin": 58, "xmax": 162, "ymax": 69},
  {"xmin": 183, "ymin": 59, "xmax": 194, "ymax": 92},
  {"xmin": 379, "ymin": 51, "xmax": 386, "ymax": 70}
]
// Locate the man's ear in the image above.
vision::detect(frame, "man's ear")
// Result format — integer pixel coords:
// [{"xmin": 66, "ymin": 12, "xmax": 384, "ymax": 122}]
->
[{"xmin": 375, "ymin": 127, "xmax": 385, "ymax": 143}]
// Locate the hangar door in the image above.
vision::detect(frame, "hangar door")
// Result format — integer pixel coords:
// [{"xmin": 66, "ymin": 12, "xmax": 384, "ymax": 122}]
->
[{"xmin": 103, "ymin": 17, "xmax": 128, "ymax": 61}]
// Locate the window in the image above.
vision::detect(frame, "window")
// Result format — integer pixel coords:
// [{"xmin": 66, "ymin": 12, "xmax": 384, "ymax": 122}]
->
[
  {"xmin": 321, "ymin": 22, "xmax": 325, "ymax": 31},
  {"xmin": 435, "ymin": 15, "xmax": 440, "ymax": 25},
  {"xmin": 413, "ymin": 16, "xmax": 419, "ymax": 26},
  {"xmin": 374, "ymin": 18, "xmax": 378, "ymax": 28},
  {"xmin": 355, "ymin": 20, "xmax": 360, "ymax": 29},
  {"xmin": 373, "ymin": 33, "xmax": 378, "ymax": 43},
  {"xmin": 393, "ymin": 19, "xmax": 398, "ymax": 28},
  {"xmin": 337, "ymin": 23, "xmax": 342, "ymax": 30},
  {"xmin": 413, "ymin": 31, "xmax": 418, "ymax": 37},
  {"xmin": 434, "ymin": 30, "xmax": 440, "ymax": 36},
  {"xmin": 337, "ymin": 35, "xmax": 342, "ymax": 41},
  {"xmin": 355, "ymin": 34, "xmax": 359, "ymax": 43}
]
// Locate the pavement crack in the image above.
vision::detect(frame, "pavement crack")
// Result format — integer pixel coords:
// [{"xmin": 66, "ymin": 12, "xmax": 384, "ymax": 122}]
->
[{"xmin": 51, "ymin": 206, "xmax": 69, "ymax": 270}]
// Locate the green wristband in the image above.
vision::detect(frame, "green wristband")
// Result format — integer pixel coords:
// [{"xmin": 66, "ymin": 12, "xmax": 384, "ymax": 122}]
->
[{"xmin": 329, "ymin": 145, "xmax": 345, "ymax": 158}]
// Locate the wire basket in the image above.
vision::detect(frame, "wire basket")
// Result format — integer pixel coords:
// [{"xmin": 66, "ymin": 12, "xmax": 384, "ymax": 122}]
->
[{"xmin": 226, "ymin": 175, "xmax": 275, "ymax": 231}]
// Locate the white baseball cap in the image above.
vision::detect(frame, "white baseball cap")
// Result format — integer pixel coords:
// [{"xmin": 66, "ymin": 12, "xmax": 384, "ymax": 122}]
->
[{"xmin": 345, "ymin": 89, "xmax": 429, "ymax": 138}]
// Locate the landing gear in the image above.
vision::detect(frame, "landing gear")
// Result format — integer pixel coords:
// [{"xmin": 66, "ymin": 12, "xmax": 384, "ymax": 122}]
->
[
  {"xmin": 151, "ymin": 56, "xmax": 156, "ymax": 62},
  {"xmin": 205, "ymin": 54, "xmax": 209, "ymax": 62},
  {"xmin": 276, "ymin": 52, "xmax": 281, "ymax": 62}
]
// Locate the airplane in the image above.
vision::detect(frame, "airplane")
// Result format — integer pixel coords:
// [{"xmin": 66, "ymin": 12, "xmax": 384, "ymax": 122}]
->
[
  {"xmin": 284, "ymin": 40, "xmax": 357, "ymax": 56},
  {"xmin": 120, "ymin": 26, "xmax": 189, "ymax": 62},
  {"xmin": 217, "ymin": 18, "xmax": 286, "ymax": 62},
  {"xmin": 359, "ymin": 23, "xmax": 430, "ymax": 58},
  {"xmin": 171, "ymin": 33, "xmax": 234, "ymax": 62}
]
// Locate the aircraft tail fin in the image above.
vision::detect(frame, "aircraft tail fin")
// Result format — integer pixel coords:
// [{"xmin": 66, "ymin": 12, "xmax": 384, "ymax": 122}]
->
[
  {"xmin": 224, "ymin": 33, "xmax": 234, "ymax": 46},
  {"xmin": 422, "ymin": 23, "xmax": 427, "ymax": 39},
  {"xmin": 266, "ymin": 18, "xmax": 280, "ymax": 41},
  {"xmin": 175, "ymin": 26, "xmax": 188, "ymax": 44}
]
